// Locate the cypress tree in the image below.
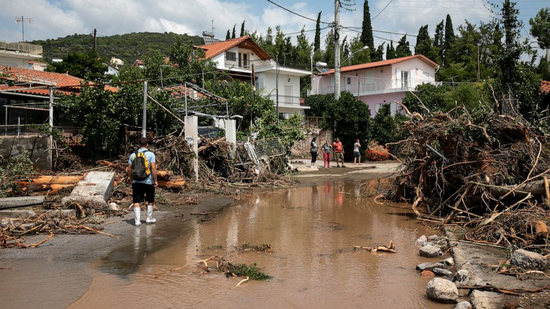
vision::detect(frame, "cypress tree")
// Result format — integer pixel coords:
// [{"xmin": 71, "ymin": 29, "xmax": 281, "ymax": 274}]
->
[
  {"xmin": 434, "ymin": 20, "xmax": 445, "ymax": 48},
  {"xmin": 232, "ymin": 25, "xmax": 236, "ymax": 39},
  {"xmin": 415, "ymin": 25, "xmax": 431, "ymax": 55},
  {"xmin": 444, "ymin": 14, "xmax": 455, "ymax": 51},
  {"xmin": 360, "ymin": 0, "xmax": 374, "ymax": 50},
  {"xmin": 240, "ymin": 21, "xmax": 246, "ymax": 37},
  {"xmin": 226, "ymin": 30, "xmax": 230, "ymax": 40},
  {"xmin": 386, "ymin": 40, "xmax": 396, "ymax": 59},
  {"xmin": 395, "ymin": 34, "xmax": 411, "ymax": 58},
  {"xmin": 314, "ymin": 11, "xmax": 322, "ymax": 52}
]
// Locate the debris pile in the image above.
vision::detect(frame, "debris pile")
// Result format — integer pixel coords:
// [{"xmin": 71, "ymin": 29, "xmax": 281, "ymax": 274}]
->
[
  {"xmin": 366, "ymin": 141, "xmax": 391, "ymax": 161},
  {"xmin": 198, "ymin": 256, "xmax": 271, "ymax": 282},
  {"xmin": 387, "ymin": 108, "xmax": 550, "ymax": 253}
]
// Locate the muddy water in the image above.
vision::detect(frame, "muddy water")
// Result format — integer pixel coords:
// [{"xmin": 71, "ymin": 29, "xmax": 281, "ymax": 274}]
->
[{"xmin": 71, "ymin": 177, "xmax": 452, "ymax": 309}]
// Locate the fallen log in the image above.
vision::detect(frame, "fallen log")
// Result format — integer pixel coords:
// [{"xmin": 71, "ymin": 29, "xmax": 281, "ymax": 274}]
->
[
  {"xmin": 354, "ymin": 240, "xmax": 396, "ymax": 253},
  {"xmin": 21, "ymin": 183, "xmax": 75, "ymax": 192},
  {"xmin": 97, "ymin": 160, "xmax": 126, "ymax": 171},
  {"xmin": 18, "ymin": 175, "xmax": 83, "ymax": 185},
  {"xmin": 158, "ymin": 179, "xmax": 186, "ymax": 189},
  {"xmin": 490, "ymin": 179, "xmax": 548, "ymax": 198}
]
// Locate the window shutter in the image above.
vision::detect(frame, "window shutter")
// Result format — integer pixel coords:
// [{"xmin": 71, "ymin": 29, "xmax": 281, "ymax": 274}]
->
[{"xmin": 395, "ymin": 69, "xmax": 401, "ymax": 88}]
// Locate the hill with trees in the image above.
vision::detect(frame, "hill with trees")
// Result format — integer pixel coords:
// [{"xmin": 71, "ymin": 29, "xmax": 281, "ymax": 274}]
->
[{"xmin": 32, "ymin": 32, "xmax": 204, "ymax": 64}]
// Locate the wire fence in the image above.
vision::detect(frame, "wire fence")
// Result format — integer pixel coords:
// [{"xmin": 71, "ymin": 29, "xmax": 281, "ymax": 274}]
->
[{"xmin": 251, "ymin": 137, "xmax": 286, "ymax": 158}]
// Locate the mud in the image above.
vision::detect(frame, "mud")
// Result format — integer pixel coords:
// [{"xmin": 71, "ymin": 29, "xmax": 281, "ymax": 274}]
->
[{"xmin": 68, "ymin": 176, "xmax": 452, "ymax": 309}]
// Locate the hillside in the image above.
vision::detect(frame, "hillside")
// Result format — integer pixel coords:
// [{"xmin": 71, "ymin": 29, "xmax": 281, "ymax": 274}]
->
[{"xmin": 32, "ymin": 32, "xmax": 205, "ymax": 64}]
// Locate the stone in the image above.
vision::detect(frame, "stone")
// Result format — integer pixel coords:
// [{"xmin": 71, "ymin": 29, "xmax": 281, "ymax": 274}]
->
[
  {"xmin": 0, "ymin": 209, "xmax": 37, "ymax": 218},
  {"xmin": 455, "ymin": 301, "xmax": 472, "ymax": 309},
  {"xmin": 426, "ymin": 278, "xmax": 459, "ymax": 303},
  {"xmin": 416, "ymin": 262, "xmax": 445, "ymax": 271},
  {"xmin": 433, "ymin": 267, "xmax": 453, "ymax": 277},
  {"xmin": 420, "ymin": 244, "xmax": 443, "ymax": 258},
  {"xmin": 510, "ymin": 249, "xmax": 548, "ymax": 271},
  {"xmin": 0, "ymin": 196, "xmax": 45, "ymax": 209},
  {"xmin": 470, "ymin": 290, "xmax": 503, "ymax": 309},
  {"xmin": 441, "ymin": 257, "xmax": 455, "ymax": 266},
  {"xmin": 453, "ymin": 269, "xmax": 481, "ymax": 287},
  {"xmin": 428, "ymin": 234, "xmax": 440, "ymax": 242},
  {"xmin": 415, "ymin": 235, "xmax": 428, "ymax": 247},
  {"xmin": 503, "ymin": 300, "xmax": 520, "ymax": 309},
  {"xmin": 108, "ymin": 202, "xmax": 120, "ymax": 211},
  {"xmin": 421, "ymin": 270, "xmax": 435, "ymax": 277}
]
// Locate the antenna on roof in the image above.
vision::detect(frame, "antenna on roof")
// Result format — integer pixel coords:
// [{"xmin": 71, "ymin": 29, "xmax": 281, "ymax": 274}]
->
[
  {"xmin": 202, "ymin": 20, "xmax": 218, "ymax": 45},
  {"xmin": 15, "ymin": 16, "xmax": 34, "ymax": 42}
]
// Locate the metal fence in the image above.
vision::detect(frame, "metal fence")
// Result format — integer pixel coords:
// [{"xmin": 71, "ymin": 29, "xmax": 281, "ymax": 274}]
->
[{"xmin": 251, "ymin": 137, "xmax": 286, "ymax": 158}]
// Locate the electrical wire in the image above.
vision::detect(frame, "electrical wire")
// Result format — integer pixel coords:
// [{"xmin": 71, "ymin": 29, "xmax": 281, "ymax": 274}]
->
[
  {"xmin": 371, "ymin": 0, "xmax": 393, "ymax": 21},
  {"xmin": 266, "ymin": 0, "xmax": 331, "ymax": 24}
]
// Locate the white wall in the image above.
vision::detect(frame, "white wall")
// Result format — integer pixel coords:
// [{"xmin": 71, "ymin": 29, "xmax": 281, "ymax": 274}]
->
[
  {"xmin": 257, "ymin": 71, "xmax": 301, "ymax": 99},
  {"xmin": 0, "ymin": 55, "xmax": 29, "ymax": 68},
  {"xmin": 392, "ymin": 58, "xmax": 436, "ymax": 87}
]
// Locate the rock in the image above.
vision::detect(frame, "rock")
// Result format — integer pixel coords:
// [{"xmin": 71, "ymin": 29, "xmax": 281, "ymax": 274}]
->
[
  {"xmin": 455, "ymin": 301, "xmax": 472, "ymax": 309},
  {"xmin": 0, "ymin": 196, "xmax": 45, "ymax": 209},
  {"xmin": 428, "ymin": 234, "xmax": 440, "ymax": 242},
  {"xmin": 426, "ymin": 278, "xmax": 459, "ymax": 303},
  {"xmin": 0, "ymin": 209, "xmax": 37, "ymax": 218},
  {"xmin": 416, "ymin": 262, "xmax": 445, "ymax": 271},
  {"xmin": 503, "ymin": 300, "xmax": 520, "ymax": 309},
  {"xmin": 441, "ymin": 257, "xmax": 455, "ymax": 266},
  {"xmin": 453, "ymin": 269, "xmax": 481, "ymax": 287},
  {"xmin": 511, "ymin": 249, "xmax": 548, "ymax": 271},
  {"xmin": 420, "ymin": 244, "xmax": 443, "ymax": 258},
  {"xmin": 433, "ymin": 267, "xmax": 453, "ymax": 277},
  {"xmin": 470, "ymin": 290, "xmax": 503, "ymax": 309},
  {"xmin": 108, "ymin": 202, "xmax": 120, "ymax": 211},
  {"xmin": 421, "ymin": 270, "xmax": 435, "ymax": 277},
  {"xmin": 415, "ymin": 235, "xmax": 428, "ymax": 247}
]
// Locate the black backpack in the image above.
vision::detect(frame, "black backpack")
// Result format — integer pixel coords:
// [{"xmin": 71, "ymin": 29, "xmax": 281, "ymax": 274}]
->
[{"xmin": 132, "ymin": 151, "xmax": 151, "ymax": 180}]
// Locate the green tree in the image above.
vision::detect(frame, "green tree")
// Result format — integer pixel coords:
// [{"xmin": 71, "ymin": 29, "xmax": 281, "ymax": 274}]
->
[
  {"xmin": 232, "ymin": 25, "xmax": 236, "ymax": 38},
  {"xmin": 372, "ymin": 43, "xmax": 385, "ymax": 62},
  {"xmin": 444, "ymin": 14, "xmax": 455, "ymax": 64},
  {"xmin": 386, "ymin": 40, "xmax": 396, "ymax": 60},
  {"xmin": 295, "ymin": 27, "xmax": 312, "ymax": 70},
  {"xmin": 395, "ymin": 35, "xmax": 411, "ymax": 58},
  {"xmin": 530, "ymin": 8, "xmax": 550, "ymax": 66},
  {"xmin": 314, "ymin": 11, "xmax": 322, "ymax": 52},
  {"xmin": 415, "ymin": 25, "xmax": 439, "ymax": 62},
  {"xmin": 360, "ymin": 0, "xmax": 374, "ymax": 51},
  {"xmin": 50, "ymin": 50, "xmax": 106, "ymax": 80},
  {"xmin": 323, "ymin": 28, "xmax": 335, "ymax": 66},
  {"xmin": 240, "ymin": 21, "xmax": 246, "ymax": 37},
  {"xmin": 226, "ymin": 30, "xmax": 231, "ymax": 40},
  {"xmin": 348, "ymin": 36, "xmax": 370, "ymax": 65},
  {"xmin": 372, "ymin": 104, "xmax": 398, "ymax": 145}
]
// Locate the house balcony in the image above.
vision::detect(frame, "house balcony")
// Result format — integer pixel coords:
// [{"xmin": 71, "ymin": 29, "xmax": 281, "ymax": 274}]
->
[
  {"xmin": 0, "ymin": 41, "xmax": 43, "ymax": 56},
  {"xmin": 312, "ymin": 79, "xmax": 441, "ymax": 97},
  {"xmin": 269, "ymin": 95, "xmax": 310, "ymax": 109}
]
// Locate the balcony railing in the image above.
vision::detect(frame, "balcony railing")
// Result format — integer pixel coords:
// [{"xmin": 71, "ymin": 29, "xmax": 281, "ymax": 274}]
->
[
  {"xmin": 269, "ymin": 95, "xmax": 306, "ymax": 107},
  {"xmin": 312, "ymin": 78, "xmax": 440, "ymax": 96},
  {"xmin": 0, "ymin": 41, "xmax": 43, "ymax": 55}
]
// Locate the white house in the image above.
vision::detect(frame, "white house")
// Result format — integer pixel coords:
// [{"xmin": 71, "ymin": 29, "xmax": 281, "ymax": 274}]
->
[
  {"xmin": 0, "ymin": 41, "xmax": 42, "ymax": 68},
  {"xmin": 311, "ymin": 55, "xmax": 440, "ymax": 117},
  {"xmin": 196, "ymin": 36, "xmax": 311, "ymax": 118},
  {"xmin": 104, "ymin": 62, "xmax": 120, "ymax": 76}
]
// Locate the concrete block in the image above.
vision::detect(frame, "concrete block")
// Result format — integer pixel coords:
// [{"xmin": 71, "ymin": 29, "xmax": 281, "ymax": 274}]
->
[
  {"xmin": 0, "ymin": 209, "xmax": 37, "ymax": 218},
  {"xmin": 0, "ymin": 135, "xmax": 52, "ymax": 170},
  {"xmin": 62, "ymin": 171, "xmax": 115, "ymax": 208},
  {"xmin": 0, "ymin": 196, "xmax": 45, "ymax": 209}
]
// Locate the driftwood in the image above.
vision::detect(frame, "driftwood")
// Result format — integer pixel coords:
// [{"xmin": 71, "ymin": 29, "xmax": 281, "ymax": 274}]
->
[{"xmin": 354, "ymin": 240, "xmax": 396, "ymax": 253}]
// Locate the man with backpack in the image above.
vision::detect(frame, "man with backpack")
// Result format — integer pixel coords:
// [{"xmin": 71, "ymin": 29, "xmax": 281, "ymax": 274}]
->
[{"xmin": 127, "ymin": 137, "xmax": 158, "ymax": 226}]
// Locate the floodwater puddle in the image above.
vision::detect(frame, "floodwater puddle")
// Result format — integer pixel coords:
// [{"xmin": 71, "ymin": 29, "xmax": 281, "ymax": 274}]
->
[{"xmin": 70, "ymin": 177, "xmax": 452, "ymax": 308}]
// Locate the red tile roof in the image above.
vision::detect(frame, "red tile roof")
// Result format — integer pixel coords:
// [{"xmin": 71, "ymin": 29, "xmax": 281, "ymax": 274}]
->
[
  {"xmin": 542, "ymin": 81, "xmax": 550, "ymax": 95},
  {"xmin": 0, "ymin": 65, "xmax": 117, "ymax": 96},
  {"xmin": 196, "ymin": 36, "xmax": 271, "ymax": 60},
  {"xmin": 319, "ymin": 55, "xmax": 439, "ymax": 75}
]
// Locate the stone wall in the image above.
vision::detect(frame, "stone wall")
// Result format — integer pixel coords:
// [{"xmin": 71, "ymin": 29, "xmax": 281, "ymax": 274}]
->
[
  {"xmin": 0, "ymin": 135, "xmax": 52, "ymax": 170},
  {"xmin": 291, "ymin": 129, "xmax": 333, "ymax": 158}
]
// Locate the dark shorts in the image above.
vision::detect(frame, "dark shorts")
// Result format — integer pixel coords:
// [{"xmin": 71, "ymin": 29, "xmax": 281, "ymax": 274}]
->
[
  {"xmin": 132, "ymin": 183, "xmax": 155, "ymax": 204},
  {"xmin": 354, "ymin": 151, "xmax": 361, "ymax": 158}
]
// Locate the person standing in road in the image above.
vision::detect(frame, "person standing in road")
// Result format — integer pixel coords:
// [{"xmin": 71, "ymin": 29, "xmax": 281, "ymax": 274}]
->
[
  {"xmin": 353, "ymin": 139, "xmax": 362, "ymax": 165},
  {"xmin": 322, "ymin": 140, "xmax": 332, "ymax": 168},
  {"xmin": 127, "ymin": 137, "xmax": 158, "ymax": 227},
  {"xmin": 333, "ymin": 138, "xmax": 345, "ymax": 168},
  {"xmin": 310, "ymin": 137, "xmax": 318, "ymax": 168}
]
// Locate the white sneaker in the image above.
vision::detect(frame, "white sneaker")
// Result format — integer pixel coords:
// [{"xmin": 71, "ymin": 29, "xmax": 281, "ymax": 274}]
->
[
  {"xmin": 146, "ymin": 205, "xmax": 156, "ymax": 224},
  {"xmin": 134, "ymin": 207, "xmax": 141, "ymax": 226}
]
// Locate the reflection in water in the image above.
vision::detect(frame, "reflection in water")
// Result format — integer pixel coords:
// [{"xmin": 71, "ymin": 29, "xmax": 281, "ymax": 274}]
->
[{"xmin": 71, "ymin": 177, "xmax": 452, "ymax": 309}]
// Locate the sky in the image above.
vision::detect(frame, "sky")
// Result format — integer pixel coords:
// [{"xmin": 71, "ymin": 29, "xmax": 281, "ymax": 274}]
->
[{"xmin": 0, "ymin": 0, "xmax": 547, "ymax": 53}]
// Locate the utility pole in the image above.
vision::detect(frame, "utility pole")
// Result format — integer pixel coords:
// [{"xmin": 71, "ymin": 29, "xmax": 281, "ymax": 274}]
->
[
  {"xmin": 334, "ymin": 0, "xmax": 341, "ymax": 99},
  {"xmin": 276, "ymin": 55, "xmax": 280, "ymax": 123},
  {"xmin": 93, "ymin": 28, "xmax": 97, "ymax": 51},
  {"xmin": 477, "ymin": 43, "xmax": 480, "ymax": 82},
  {"xmin": 15, "ymin": 16, "xmax": 33, "ymax": 42},
  {"xmin": 142, "ymin": 81, "xmax": 148, "ymax": 138}
]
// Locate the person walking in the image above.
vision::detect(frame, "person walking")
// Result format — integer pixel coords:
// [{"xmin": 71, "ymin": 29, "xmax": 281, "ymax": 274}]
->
[
  {"xmin": 310, "ymin": 137, "xmax": 318, "ymax": 168},
  {"xmin": 333, "ymin": 138, "xmax": 345, "ymax": 168},
  {"xmin": 322, "ymin": 140, "xmax": 332, "ymax": 168},
  {"xmin": 353, "ymin": 139, "xmax": 362, "ymax": 165},
  {"xmin": 127, "ymin": 137, "xmax": 158, "ymax": 227}
]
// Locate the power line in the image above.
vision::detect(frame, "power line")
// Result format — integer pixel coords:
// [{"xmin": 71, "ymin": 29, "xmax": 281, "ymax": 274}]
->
[
  {"xmin": 284, "ymin": 26, "xmax": 331, "ymax": 37},
  {"xmin": 371, "ymin": 0, "xmax": 393, "ymax": 21},
  {"xmin": 266, "ymin": 0, "xmax": 331, "ymax": 24}
]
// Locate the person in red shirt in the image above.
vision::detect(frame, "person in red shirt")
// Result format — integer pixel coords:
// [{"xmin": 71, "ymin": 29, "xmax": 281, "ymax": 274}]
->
[{"xmin": 332, "ymin": 138, "xmax": 345, "ymax": 168}]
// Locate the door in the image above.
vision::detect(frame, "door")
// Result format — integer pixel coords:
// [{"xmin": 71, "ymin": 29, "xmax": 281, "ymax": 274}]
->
[
  {"xmin": 284, "ymin": 85, "xmax": 292, "ymax": 104},
  {"xmin": 401, "ymin": 70, "xmax": 409, "ymax": 88}
]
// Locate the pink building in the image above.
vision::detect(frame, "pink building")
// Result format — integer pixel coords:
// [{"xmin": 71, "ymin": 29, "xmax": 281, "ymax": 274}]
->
[{"xmin": 311, "ymin": 55, "xmax": 440, "ymax": 117}]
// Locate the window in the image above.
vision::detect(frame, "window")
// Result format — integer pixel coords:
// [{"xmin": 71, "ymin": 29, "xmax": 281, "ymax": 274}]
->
[
  {"xmin": 243, "ymin": 53, "xmax": 248, "ymax": 68},
  {"xmin": 347, "ymin": 77, "xmax": 351, "ymax": 85},
  {"xmin": 364, "ymin": 71, "xmax": 375, "ymax": 85},
  {"xmin": 401, "ymin": 70, "xmax": 409, "ymax": 88},
  {"xmin": 225, "ymin": 52, "xmax": 236, "ymax": 61}
]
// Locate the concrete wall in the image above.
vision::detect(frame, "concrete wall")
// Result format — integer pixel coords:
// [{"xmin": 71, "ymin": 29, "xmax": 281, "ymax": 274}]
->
[{"xmin": 0, "ymin": 135, "xmax": 51, "ymax": 170}]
